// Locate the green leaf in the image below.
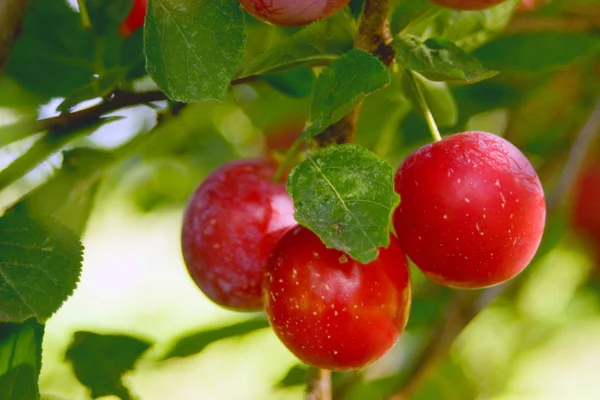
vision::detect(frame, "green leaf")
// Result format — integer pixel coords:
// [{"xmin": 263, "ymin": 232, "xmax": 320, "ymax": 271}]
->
[
  {"xmin": 5, "ymin": 0, "xmax": 95, "ymax": 98},
  {"xmin": 406, "ymin": 0, "xmax": 519, "ymax": 51},
  {"xmin": 0, "ymin": 365, "xmax": 38, "ymax": 400},
  {"xmin": 0, "ymin": 208, "xmax": 83, "ymax": 323},
  {"xmin": 402, "ymin": 72, "xmax": 458, "ymax": 127},
  {"xmin": 57, "ymin": 68, "xmax": 127, "ymax": 112},
  {"xmin": 393, "ymin": 35, "xmax": 498, "ymax": 84},
  {"xmin": 276, "ymin": 365, "xmax": 307, "ymax": 388},
  {"xmin": 14, "ymin": 148, "xmax": 115, "ymax": 236},
  {"xmin": 474, "ymin": 32, "xmax": 600, "ymax": 75},
  {"xmin": 144, "ymin": 0, "xmax": 246, "ymax": 102},
  {"xmin": 0, "ymin": 319, "xmax": 44, "ymax": 400},
  {"xmin": 86, "ymin": 0, "xmax": 133, "ymax": 35},
  {"xmin": 287, "ymin": 144, "xmax": 400, "ymax": 263},
  {"xmin": 161, "ymin": 317, "xmax": 270, "ymax": 360},
  {"xmin": 303, "ymin": 49, "xmax": 391, "ymax": 139},
  {"xmin": 261, "ymin": 66, "xmax": 315, "ymax": 98},
  {"xmin": 65, "ymin": 331, "xmax": 153, "ymax": 400},
  {"xmin": 242, "ymin": 13, "xmax": 355, "ymax": 77},
  {"xmin": 390, "ymin": 0, "xmax": 441, "ymax": 34}
]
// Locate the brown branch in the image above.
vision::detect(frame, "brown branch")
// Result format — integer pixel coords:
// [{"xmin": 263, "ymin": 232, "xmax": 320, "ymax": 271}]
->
[
  {"xmin": 316, "ymin": 0, "xmax": 393, "ymax": 147},
  {"xmin": 389, "ymin": 287, "xmax": 505, "ymax": 400},
  {"xmin": 38, "ymin": 90, "xmax": 167, "ymax": 133},
  {"xmin": 355, "ymin": 0, "xmax": 394, "ymax": 65},
  {"xmin": 306, "ymin": 366, "xmax": 332, "ymax": 400},
  {"xmin": 0, "ymin": 0, "xmax": 28, "ymax": 74}
]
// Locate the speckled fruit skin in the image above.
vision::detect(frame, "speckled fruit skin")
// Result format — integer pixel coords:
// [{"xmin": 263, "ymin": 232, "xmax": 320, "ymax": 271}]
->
[
  {"xmin": 119, "ymin": 0, "xmax": 148, "ymax": 37},
  {"xmin": 239, "ymin": 0, "xmax": 351, "ymax": 27},
  {"xmin": 393, "ymin": 131, "xmax": 546, "ymax": 289},
  {"xmin": 429, "ymin": 0, "xmax": 507, "ymax": 10},
  {"xmin": 263, "ymin": 226, "xmax": 411, "ymax": 371},
  {"xmin": 181, "ymin": 159, "xmax": 296, "ymax": 311}
]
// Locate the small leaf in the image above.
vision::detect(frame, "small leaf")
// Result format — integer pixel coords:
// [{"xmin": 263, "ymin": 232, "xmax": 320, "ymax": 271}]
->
[
  {"xmin": 303, "ymin": 49, "xmax": 391, "ymax": 139},
  {"xmin": 57, "ymin": 68, "xmax": 126, "ymax": 112},
  {"xmin": 144, "ymin": 0, "xmax": 246, "ymax": 102},
  {"xmin": 261, "ymin": 66, "xmax": 315, "ymax": 98},
  {"xmin": 86, "ymin": 0, "xmax": 132, "ymax": 35},
  {"xmin": 0, "ymin": 365, "xmax": 38, "ymax": 400},
  {"xmin": 161, "ymin": 316, "xmax": 269, "ymax": 360},
  {"xmin": 390, "ymin": 0, "xmax": 441, "ymax": 34},
  {"xmin": 0, "ymin": 319, "xmax": 44, "ymax": 399},
  {"xmin": 243, "ymin": 13, "xmax": 354, "ymax": 77},
  {"xmin": 65, "ymin": 331, "xmax": 153, "ymax": 400},
  {"xmin": 0, "ymin": 209, "xmax": 83, "ymax": 323},
  {"xmin": 287, "ymin": 144, "xmax": 400, "ymax": 263},
  {"xmin": 276, "ymin": 365, "xmax": 307, "ymax": 388},
  {"xmin": 393, "ymin": 35, "xmax": 498, "ymax": 84}
]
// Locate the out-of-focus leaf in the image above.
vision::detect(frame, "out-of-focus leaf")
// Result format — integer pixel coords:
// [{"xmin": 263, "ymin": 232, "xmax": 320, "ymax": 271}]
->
[
  {"xmin": 0, "ymin": 319, "xmax": 44, "ymax": 400},
  {"xmin": 276, "ymin": 365, "xmax": 307, "ymax": 388},
  {"xmin": 5, "ymin": 0, "xmax": 95, "ymax": 97},
  {"xmin": 0, "ymin": 365, "xmax": 38, "ymax": 400},
  {"xmin": 0, "ymin": 209, "xmax": 83, "ymax": 323},
  {"xmin": 475, "ymin": 32, "xmax": 600, "ymax": 75},
  {"xmin": 303, "ymin": 49, "xmax": 391, "ymax": 139},
  {"xmin": 406, "ymin": 0, "xmax": 520, "ymax": 51},
  {"xmin": 14, "ymin": 148, "xmax": 115, "ymax": 236},
  {"xmin": 390, "ymin": 0, "xmax": 441, "ymax": 34},
  {"xmin": 161, "ymin": 317, "xmax": 270, "ymax": 360},
  {"xmin": 0, "ymin": 117, "xmax": 118, "ymax": 191},
  {"xmin": 65, "ymin": 331, "xmax": 153, "ymax": 400},
  {"xmin": 86, "ymin": 0, "xmax": 132, "ymax": 35},
  {"xmin": 402, "ymin": 72, "xmax": 458, "ymax": 127},
  {"xmin": 243, "ymin": 12, "xmax": 354, "ymax": 77},
  {"xmin": 261, "ymin": 66, "xmax": 315, "ymax": 99},
  {"xmin": 144, "ymin": 0, "xmax": 245, "ymax": 102},
  {"xmin": 393, "ymin": 36, "xmax": 498, "ymax": 84},
  {"xmin": 287, "ymin": 144, "xmax": 399, "ymax": 263},
  {"xmin": 57, "ymin": 68, "xmax": 127, "ymax": 112}
]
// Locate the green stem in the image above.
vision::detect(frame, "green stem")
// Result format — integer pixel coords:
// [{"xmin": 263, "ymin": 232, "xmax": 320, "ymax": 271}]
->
[
  {"xmin": 273, "ymin": 138, "xmax": 303, "ymax": 183},
  {"xmin": 77, "ymin": 0, "xmax": 92, "ymax": 29},
  {"xmin": 406, "ymin": 70, "xmax": 442, "ymax": 143}
]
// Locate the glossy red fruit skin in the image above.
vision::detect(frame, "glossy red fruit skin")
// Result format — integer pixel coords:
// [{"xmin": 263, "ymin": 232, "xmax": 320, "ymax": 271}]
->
[
  {"xmin": 393, "ymin": 131, "xmax": 546, "ymax": 289},
  {"xmin": 119, "ymin": 0, "xmax": 148, "ymax": 37},
  {"xmin": 239, "ymin": 0, "xmax": 350, "ymax": 27},
  {"xmin": 181, "ymin": 159, "xmax": 296, "ymax": 311},
  {"xmin": 429, "ymin": 0, "xmax": 507, "ymax": 10},
  {"xmin": 263, "ymin": 226, "xmax": 411, "ymax": 371}
]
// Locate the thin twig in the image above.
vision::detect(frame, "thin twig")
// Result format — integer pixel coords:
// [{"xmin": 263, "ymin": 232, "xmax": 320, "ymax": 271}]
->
[
  {"xmin": 387, "ymin": 97, "xmax": 600, "ymax": 400},
  {"xmin": 306, "ymin": 366, "xmax": 332, "ymax": 400},
  {"xmin": 547, "ymin": 98, "xmax": 600, "ymax": 211},
  {"xmin": 0, "ymin": 0, "xmax": 28, "ymax": 74}
]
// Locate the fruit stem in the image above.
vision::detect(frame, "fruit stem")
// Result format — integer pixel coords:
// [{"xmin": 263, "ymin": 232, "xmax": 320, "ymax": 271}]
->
[
  {"xmin": 405, "ymin": 70, "xmax": 442, "ymax": 143},
  {"xmin": 77, "ymin": 0, "xmax": 92, "ymax": 29},
  {"xmin": 273, "ymin": 138, "xmax": 303, "ymax": 183},
  {"xmin": 306, "ymin": 367, "xmax": 332, "ymax": 400}
]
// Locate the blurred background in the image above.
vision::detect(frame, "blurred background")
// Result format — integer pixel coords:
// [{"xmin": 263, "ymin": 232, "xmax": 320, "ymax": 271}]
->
[{"xmin": 2, "ymin": 0, "xmax": 600, "ymax": 399}]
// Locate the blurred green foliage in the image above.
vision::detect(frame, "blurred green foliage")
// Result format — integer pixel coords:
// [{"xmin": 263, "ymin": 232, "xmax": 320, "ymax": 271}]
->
[{"xmin": 0, "ymin": 0, "xmax": 600, "ymax": 399}]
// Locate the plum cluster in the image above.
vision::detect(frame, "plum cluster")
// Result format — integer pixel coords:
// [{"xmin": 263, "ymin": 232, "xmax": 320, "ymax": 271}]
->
[{"xmin": 181, "ymin": 131, "xmax": 546, "ymax": 370}]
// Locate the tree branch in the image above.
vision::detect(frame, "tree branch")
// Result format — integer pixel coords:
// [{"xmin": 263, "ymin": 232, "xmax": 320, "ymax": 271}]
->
[
  {"xmin": 0, "ymin": 0, "xmax": 28, "ymax": 74},
  {"xmin": 316, "ymin": 0, "xmax": 393, "ymax": 147},
  {"xmin": 306, "ymin": 366, "xmax": 332, "ymax": 400}
]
